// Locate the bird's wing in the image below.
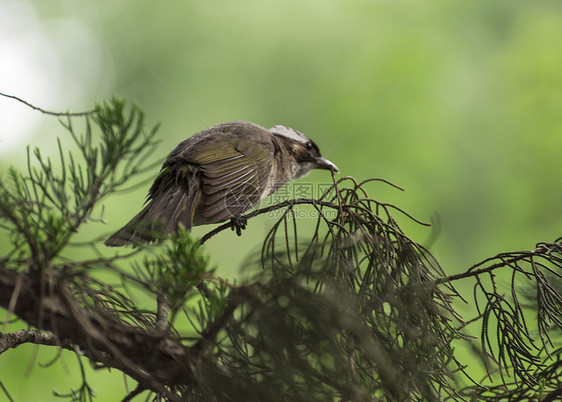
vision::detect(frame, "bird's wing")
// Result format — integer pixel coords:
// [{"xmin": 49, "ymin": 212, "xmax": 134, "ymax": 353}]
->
[{"xmin": 187, "ymin": 132, "xmax": 274, "ymax": 223}]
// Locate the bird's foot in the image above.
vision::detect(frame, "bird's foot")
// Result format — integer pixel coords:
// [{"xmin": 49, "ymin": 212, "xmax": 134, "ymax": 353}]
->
[{"xmin": 230, "ymin": 216, "xmax": 247, "ymax": 236}]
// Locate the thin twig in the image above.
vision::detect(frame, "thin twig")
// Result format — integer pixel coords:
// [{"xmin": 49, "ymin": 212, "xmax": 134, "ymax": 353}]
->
[
  {"xmin": 0, "ymin": 379, "xmax": 14, "ymax": 402},
  {"xmin": 121, "ymin": 383, "xmax": 147, "ymax": 402},
  {"xmin": 435, "ymin": 252, "xmax": 536, "ymax": 285},
  {"xmin": 200, "ymin": 198, "xmax": 340, "ymax": 245},
  {"xmin": 0, "ymin": 92, "xmax": 96, "ymax": 117}
]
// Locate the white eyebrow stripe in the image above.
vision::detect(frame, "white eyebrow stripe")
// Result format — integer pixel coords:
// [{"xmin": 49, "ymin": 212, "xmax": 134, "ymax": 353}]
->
[{"xmin": 269, "ymin": 125, "xmax": 308, "ymax": 144}]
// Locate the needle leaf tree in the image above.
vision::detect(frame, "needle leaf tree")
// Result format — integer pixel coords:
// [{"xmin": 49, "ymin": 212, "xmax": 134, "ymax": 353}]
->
[{"xmin": 1, "ymin": 98, "xmax": 562, "ymax": 401}]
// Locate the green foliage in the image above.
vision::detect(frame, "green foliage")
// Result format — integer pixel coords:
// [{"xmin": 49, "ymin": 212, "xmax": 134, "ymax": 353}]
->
[
  {"xmin": 133, "ymin": 229, "xmax": 215, "ymax": 312},
  {"xmin": 2, "ymin": 98, "xmax": 562, "ymax": 402},
  {"xmin": 236, "ymin": 179, "xmax": 463, "ymax": 401},
  {"xmin": 0, "ymin": 98, "xmax": 159, "ymax": 265},
  {"xmin": 52, "ymin": 356, "xmax": 97, "ymax": 402}
]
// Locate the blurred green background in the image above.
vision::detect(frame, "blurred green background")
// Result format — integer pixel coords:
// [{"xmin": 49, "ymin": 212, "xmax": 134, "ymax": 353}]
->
[{"xmin": 1, "ymin": 0, "xmax": 561, "ymax": 400}]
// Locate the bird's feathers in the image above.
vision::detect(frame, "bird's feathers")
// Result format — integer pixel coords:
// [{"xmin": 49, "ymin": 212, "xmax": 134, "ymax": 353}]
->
[
  {"xmin": 269, "ymin": 125, "xmax": 309, "ymax": 144},
  {"xmin": 105, "ymin": 121, "xmax": 336, "ymax": 247},
  {"xmin": 105, "ymin": 122, "xmax": 274, "ymax": 246},
  {"xmin": 196, "ymin": 134, "xmax": 273, "ymax": 222},
  {"xmin": 104, "ymin": 168, "xmax": 200, "ymax": 247}
]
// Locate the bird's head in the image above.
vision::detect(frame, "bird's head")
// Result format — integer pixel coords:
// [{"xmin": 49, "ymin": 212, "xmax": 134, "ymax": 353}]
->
[{"xmin": 269, "ymin": 125, "xmax": 339, "ymax": 180}]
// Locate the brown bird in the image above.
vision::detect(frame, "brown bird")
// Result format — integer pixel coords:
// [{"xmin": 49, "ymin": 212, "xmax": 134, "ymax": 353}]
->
[{"xmin": 104, "ymin": 121, "xmax": 338, "ymax": 246}]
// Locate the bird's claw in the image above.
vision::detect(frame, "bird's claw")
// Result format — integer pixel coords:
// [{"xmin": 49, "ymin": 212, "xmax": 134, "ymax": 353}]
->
[{"xmin": 230, "ymin": 216, "xmax": 247, "ymax": 236}]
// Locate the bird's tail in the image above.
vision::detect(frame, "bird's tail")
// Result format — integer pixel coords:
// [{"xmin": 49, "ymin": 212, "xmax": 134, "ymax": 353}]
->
[{"xmin": 104, "ymin": 181, "xmax": 199, "ymax": 247}]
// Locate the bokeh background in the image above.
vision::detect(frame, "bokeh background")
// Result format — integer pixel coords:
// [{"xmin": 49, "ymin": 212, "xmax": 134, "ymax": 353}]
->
[{"xmin": 1, "ymin": 0, "xmax": 561, "ymax": 400}]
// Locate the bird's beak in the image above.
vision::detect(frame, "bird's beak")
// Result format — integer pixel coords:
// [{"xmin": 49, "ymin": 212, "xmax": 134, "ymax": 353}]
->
[{"xmin": 315, "ymin": 157, "xmax": 339, "ymax": 173}]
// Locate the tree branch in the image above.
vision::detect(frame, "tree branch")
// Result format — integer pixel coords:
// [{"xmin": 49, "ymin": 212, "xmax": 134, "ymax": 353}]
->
[
  {"xmin": 0, "ymin": 92, "xmax": 95, "ymax": 117},
  {"xmin": 435, "ymin": 242, "xmax": 562, "ymax": 285},
  {"xmin": 200, "ymin": 198, "xmax": 340, "ymax": 245},
  {"xmin": 0, "ymin": 262, "xmax": 187, "ymax": 400},
  {"xmin": 121, "ymin": 383, "xmax": 147, "ymax": 402},
  {"xmin": 0, "ymin": 329, "xmax": 71, "ymax": 353}
]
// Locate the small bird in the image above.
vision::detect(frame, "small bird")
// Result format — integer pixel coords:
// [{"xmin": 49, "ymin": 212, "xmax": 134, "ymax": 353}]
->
[{"xmin": 104, "ymin": 121, "xmax": 338, "ymax": 246}]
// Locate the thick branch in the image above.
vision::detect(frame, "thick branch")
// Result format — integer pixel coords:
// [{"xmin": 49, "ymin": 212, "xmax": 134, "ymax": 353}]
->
[
  {"xmin": 0, "ymin": 329, "xmax": 71, "ymax": 353},
  {"xmin": 0, "ymin": 263, "xmax": 189, "ymax": 399}
]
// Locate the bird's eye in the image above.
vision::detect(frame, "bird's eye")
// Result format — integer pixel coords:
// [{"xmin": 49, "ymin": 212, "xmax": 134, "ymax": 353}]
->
[{"xmin": 306, "ymin": 142, "xmax": 313, "ymax": 150}]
